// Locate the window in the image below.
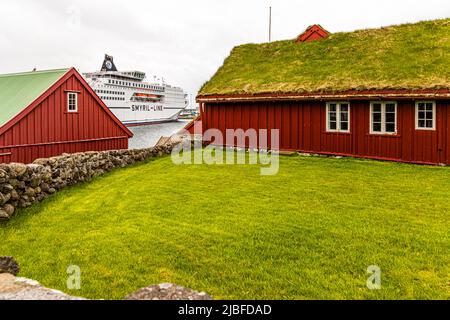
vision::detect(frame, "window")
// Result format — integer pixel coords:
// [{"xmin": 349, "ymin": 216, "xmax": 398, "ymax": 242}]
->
[
  {"xmin": 67, "ymin": 92, "xmax": 78, "ymax": 112},
  {"xmin": 326, "ymin": 102, "xmax": 350, "ymax": 133},
  {"xmin": 370, "ymin": 102, "xmax": 397, "ymax": 134},
  {"xmin": 416, "ymin": 101, "xmax": 436, "ymax": 130}
]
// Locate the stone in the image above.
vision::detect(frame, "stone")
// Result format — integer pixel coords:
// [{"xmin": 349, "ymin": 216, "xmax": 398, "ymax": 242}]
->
[
  {"xmin": 0, "ymin": 192, "xmax": 11, "ymax": 206},
  {"xmin": 9, "ymin": 163, "xmax": 27, "ymax": 177},
  {"xmin": 9, "ymin": 179, "xmax": 25, "ymax": 189},
  {"xmin": 27, "ymin": 164, "xmax": 41, "ymax": 172},
  {"xmin": 0, "ymin": 257, "xmax": 20, "ymax": 276},
  {"xmin": 2, "ymin": 184, "xmax": 14, "ymax": 192},
  {"xmin": 24, "ymin": 187, "xmax": 36, "ymax": 197},
  {"xmin": 10, "ymin": 190, "xmax": 19, "ymax": 200},
  {"xmin": 3, "ymin": 204, "xmax": 14, "ymax": 216},
  {"xmin": 0, "ymin": 274, "xmax": 86, "ymax": 300},
  {"xmin": 30, "ymin": 177, "xmax": 41, "ymax": 188},
  {"xmin": 0, "ymin": 210, "xmax": 9, "ymax": 221},
  {"xmin": 124, "ymin": 283, "xmax": 212, "ymax": 301}
]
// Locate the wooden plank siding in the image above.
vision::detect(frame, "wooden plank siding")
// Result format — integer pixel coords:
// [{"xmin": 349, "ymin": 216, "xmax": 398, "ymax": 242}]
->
[
  {"xmin": 202, "ymin": 100, "xmax": 450, "ymax": 165},
  {"xmin": 0, "ymin": 71, "xmax": 130, "ymax": 164}
]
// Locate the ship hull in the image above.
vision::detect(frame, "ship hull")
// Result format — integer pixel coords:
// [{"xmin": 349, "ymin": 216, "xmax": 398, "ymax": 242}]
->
[{"xmin": 109, "ymin": 102, "xmax": 184, "ymax": 126}]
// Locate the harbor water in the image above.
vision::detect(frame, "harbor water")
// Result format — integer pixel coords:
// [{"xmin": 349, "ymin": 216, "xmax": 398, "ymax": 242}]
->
[{"xmin": 128, "ymin": 120, "xmax": 191, "ymax": 149}]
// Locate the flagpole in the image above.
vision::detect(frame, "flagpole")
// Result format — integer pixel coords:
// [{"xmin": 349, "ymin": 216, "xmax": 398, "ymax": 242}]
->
[{"xmin": 269, "ymin": 6, "xmax": 272, "ymax": 42}]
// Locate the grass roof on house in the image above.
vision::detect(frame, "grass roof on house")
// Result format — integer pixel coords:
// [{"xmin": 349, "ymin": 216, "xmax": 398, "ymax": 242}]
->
[
  {"xmin": 0, "ymin": 69, "xmax": 69, "ymax": 127},
  {"xmin": 199, "ymin": 19, "xmax": 450, "ymax": 96}
]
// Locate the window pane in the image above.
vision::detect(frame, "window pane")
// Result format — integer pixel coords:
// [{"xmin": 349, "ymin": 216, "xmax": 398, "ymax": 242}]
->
[
  {"xmin": 418, "ymin": 120, "xmax": 425, "ymax": 128},
  {"xmin": 426, "ymin": 104, "xmax": 433, "ymax": 112},
  {"xmin": 426, "ymin": 120, "xmax": 433, "ymax": 128},
  {"xmin": 340, "ymin": 104, "xmax": 349, "ymax": 131},
  {"xmin": 418, "ymin": 103, "xmax": 425, "ymax": 111},
  {"xmin": 329, "ymin": 112, "xmax": 337, "ymax": 121},
  {"xmin": 329, "ymin": 104, "xmax": 337, "ymax": 112},
  {"xmin": 418, "ymin": 111, "xmax": 425, "ymax": 120},
  {"xmin": 426, "ymin": 111, "xmax": 433, "ymax": 120},
  {"xmin": 386, "ymin": 112, "xmax": 395, "ymax": 123},
  {"xmin": 329, "ymin": 121, "xmax": 337, "ymax": 130},
  {"xmin": 372, "ymin": 104, "xmax": 382, "ymax": 112},
  {"xmin": 373, "ymin": 112, "xmax": 381, "ymax": 123},
  {"xmin": 386, "ymin": 123, "xmax": 395, "ymax": 133},
  {"xmin": 386, "ymin": 104, "xmax": 395, "ymax": 113},
  {"xmin": 373, "ymin": 123, "xmax": 382, "ymax": 132}
]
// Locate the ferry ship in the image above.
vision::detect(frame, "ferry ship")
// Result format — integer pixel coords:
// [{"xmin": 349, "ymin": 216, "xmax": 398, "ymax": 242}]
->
[{"xmin": 83, "ymin": 55, "xmax": 188, "ymax": 126}]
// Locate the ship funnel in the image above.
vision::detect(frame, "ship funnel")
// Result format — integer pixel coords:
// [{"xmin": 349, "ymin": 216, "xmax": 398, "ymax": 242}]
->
[{"xmin": 101, "ymin": 54, "xmax": 118, "ymax": 72}]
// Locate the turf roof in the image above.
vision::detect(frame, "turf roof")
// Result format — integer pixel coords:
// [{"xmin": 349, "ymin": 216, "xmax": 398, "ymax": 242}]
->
[
  {"xmin": 0, "ymin": 69, "xmax": 69, "ymax": 127},
  {"xmin": 199, "ymin": 19, "xmax": 450, "ymax": 96}
]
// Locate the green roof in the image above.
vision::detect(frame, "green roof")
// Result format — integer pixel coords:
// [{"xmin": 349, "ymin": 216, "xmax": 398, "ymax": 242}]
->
[
  {"xmin": 199, "ymin": 19, "xmax": 450, "ymax": 96},
  {"xmin": 0, "ymin": 69, "xmax": 69, "ymax": 127}
]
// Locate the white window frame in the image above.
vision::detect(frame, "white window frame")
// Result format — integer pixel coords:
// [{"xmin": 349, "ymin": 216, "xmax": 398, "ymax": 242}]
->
[
  {"xmin": 326, "ymin": 102, "xmax": 351, "ymax": 133},
  {"xmin": 370, "ymin": 101, "xmax": 397, "ymax": 135},
  {"xmin": 67, "ymin": 92, "xmax": 78, "ymax": 113},
  {"xmin": 415, "ymin": 101, "xmax": 436, "ymax": 131}
]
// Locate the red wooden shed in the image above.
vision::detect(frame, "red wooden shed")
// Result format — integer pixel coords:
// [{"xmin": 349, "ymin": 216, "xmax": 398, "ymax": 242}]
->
[
  {"xmin": 296, "ymin": 24, "xmax": 329, "ymax": 42},
  {"xmin": 196, "ymin": 19, "xmax": 450, "ymax": 165},
  {"xmin": 0, "ymin": 68, "xmax": 133, "ymax": 164}
]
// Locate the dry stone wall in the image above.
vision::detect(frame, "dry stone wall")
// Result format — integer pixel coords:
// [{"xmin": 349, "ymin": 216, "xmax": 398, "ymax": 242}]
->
[{"xmin": 0, "ymin": 144, "xmax": 177, "ymax": 221}]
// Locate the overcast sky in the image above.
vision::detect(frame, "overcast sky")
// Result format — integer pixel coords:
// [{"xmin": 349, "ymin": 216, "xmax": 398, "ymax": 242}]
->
[{"xmin": 1, "ymin": 0, "xmax": 449, "ymax": 102}]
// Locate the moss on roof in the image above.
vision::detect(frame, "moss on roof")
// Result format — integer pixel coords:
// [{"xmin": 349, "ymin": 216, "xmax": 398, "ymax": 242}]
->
[
  {"xmin": 199, "ymin": 19, "xmax": 450, "ymax": 96},
  {"xmin": 0, "ymin": 69, "xmax": 69, "ymax": 127}
]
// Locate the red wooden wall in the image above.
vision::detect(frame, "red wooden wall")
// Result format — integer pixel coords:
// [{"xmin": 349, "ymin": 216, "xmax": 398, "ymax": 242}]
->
[
  {"xmin": 0, "ymin": 72, "xmax": 130, "ymax": 164},
  {"xmin": 202, "ymin": 100, "xmax": 450, "ymax": 165}
]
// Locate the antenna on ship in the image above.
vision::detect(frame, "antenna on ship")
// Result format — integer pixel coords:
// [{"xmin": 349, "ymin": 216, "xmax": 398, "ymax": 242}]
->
[{"xmin": 269, "ymin": 6, "xmax": 272, "ymax": 42}]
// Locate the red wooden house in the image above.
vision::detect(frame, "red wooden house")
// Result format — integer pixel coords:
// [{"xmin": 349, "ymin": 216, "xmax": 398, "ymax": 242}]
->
[
  {"xmin": 296, "ymin": 24, "xmax": 329, "ymax": 42},
  {"xmin": 196, "ymin": 19, "xmax": 450, "ymax": 165},
  {"xmin": 0, "ymin": 68, "xmax": 133, "ymax": 164}
]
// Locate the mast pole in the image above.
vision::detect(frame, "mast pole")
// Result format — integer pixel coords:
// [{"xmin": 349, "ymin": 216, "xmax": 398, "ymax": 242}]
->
[{"xmin": 269, "ymin": 6, "xmax": 272, "ymax": 42}]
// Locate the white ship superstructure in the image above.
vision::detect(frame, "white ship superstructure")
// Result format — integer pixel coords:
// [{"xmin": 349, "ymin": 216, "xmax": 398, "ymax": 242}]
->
[{"xmin": 83, "ymin": 55, "xmax": 187, "ymax": 126}]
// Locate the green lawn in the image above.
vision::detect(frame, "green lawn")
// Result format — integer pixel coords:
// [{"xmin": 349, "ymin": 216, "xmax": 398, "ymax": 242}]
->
[{"xmin": 1, "ymin": 153, "xmax": 449, "ymax": 300}]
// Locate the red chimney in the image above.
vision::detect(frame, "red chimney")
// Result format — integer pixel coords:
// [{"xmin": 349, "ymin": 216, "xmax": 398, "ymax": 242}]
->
[{"xmin": 296, "ymin": 25, "xmax": 330, "ymax": 42}]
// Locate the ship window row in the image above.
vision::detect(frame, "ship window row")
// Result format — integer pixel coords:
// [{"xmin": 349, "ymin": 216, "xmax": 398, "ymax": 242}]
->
[
  {"xmin": 107, "ymin": 79, "xmax": 163, "ymax": 91},
  {"xmin": 100, "ymin": 96, "xmax": 126, "ymax": 101},
  {"xmin": 96, "ymin": 89, "xmax": 125, "ymax": 95}
]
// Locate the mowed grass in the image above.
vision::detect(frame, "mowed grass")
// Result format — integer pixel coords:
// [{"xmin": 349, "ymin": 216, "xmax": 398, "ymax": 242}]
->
[{"xmin": 0, "ymin": 153, "xmax": 449, "ymax": 300}]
